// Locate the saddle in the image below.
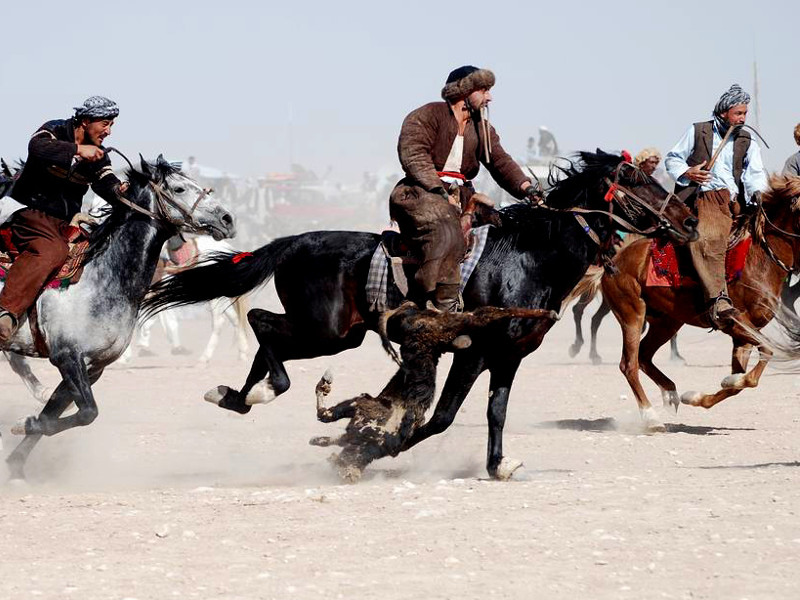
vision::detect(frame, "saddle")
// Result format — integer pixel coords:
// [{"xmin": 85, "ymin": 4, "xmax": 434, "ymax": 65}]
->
[
  {"xmin": 0, "ymin": 223, "xmax": 90, "ymax": 290},
  {"xmin": 646, "ymin": 235, "xmax": 752, "ymax": 288},
  {"xmin": 0, "ymin": 220, "xmax": 91, "ymax": 357}
]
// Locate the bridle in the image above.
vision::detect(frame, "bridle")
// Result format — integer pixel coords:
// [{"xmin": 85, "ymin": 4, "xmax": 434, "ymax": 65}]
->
[
  {"xmin": 541, "ymin": 160, "xmax": 684, "ymax": 244},
  {"xmin": 106, "ymin": 147, "xmax": 214, "ymax": 233},
  {"xmin": 754, "ymin": 192, "xmax": 800, "ymax": 273}
]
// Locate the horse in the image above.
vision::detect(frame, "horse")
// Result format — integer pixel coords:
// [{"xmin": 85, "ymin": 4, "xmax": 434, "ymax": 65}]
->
[
  {"xmin": 1, "ymin": 155, "xmax": 235, "ymax": 479},
  {"xmin": 588, "ymin": 173, "xmax": 800, "ymax": 432},
  {"xmin": 569, "ymin": 264, "xmax": 685, "ymax": 365},
  {"xmin": 142, "ymin": 150, "xmax": 699, "ymax": 479}
]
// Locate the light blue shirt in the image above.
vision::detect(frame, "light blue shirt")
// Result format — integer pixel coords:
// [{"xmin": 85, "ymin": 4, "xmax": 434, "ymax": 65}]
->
[{"xmin": 665, "ymin": 123, "xmax": 768, "ymax": 204}]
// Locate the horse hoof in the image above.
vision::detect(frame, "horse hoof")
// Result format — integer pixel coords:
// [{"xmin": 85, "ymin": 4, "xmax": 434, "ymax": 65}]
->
[
  {"xmin": 10, "ymin": 418, "xmax": 28, "ymax": 436},
  {"xmin": 590, "ymin": 355, "xmax": 602, "ymax": 365},
  {"xmin": 451, "ymin": 335, "xmax": 471, "ymax": 350},
  {"xmin": 495, "ymin": 457, "xmax": 524, "ymax": 481},
  {"xmin": 204, "ymin": 385, "xmax": 230, "ymax": 406},
  {"xmin": 661, "ymin": 390, "xmax": 680, "ymax": 414},
  {"xmin": 640, "ymin": 407, "xmax": 666, "ymax": 433},
  {"xmin": 245, "ymin": 380, "xmax": 277, "ymax": 406},
  {"xmin": 721, "ymin": 374, "xmax": 744, "ymax": 389},
  {"xmin": 681, "ymin": 391, "xmax": 703, "ymax": 406},
  {"xmin": 568, "ymin": 345, "xmax": 580, "ymax": 358}
]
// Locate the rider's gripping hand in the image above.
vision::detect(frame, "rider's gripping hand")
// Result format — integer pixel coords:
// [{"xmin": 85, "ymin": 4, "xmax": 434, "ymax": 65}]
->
[
  {"xmin": 76, "ymin": 145, "xmax": 105, "ymax": 162},
  {"xmin": 523, "ymin": 184, "xmax": 546, "ymax": 207}
]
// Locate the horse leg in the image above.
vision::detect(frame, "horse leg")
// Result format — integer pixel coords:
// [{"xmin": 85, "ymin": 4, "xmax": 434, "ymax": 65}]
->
[
  {"xmin": 669, "ymin": 334, "xmax": 686, "ymax": 364},
  {"xmin": 612, "ymin": 298, "xmax": 664, "ymax": 431},
  {"xmin": 12, "ymin": 355, "xmax": 100, "ymax": 437},
  {"xmin": 205, "ymin": 308, "xmax": 366, "ymax": 414},
  {"xmin": 588, "ymin": 298, "xmax": 611, "ymax": 365},
  {"xmin": 485, "ymin": 358, "xmax": 524, "ymax": 481},
  {"xmin": 5, "ymin": 352, "xmax": 51, "ymax": 404},
  {"xmin": 682, "ymin": 340, "xmax": 771, "ymax": 409},
  {"xmin": 568, "ymin": 292, "xmax": 589, "ymax": 358},
  {"xmin": 198, "ymin": 299, "xmax": 225, "ymax": 364},
  {"xmin": 6, "ymin": 367, "xmax": 104, "ymax": 480},
  {"xmin": 637, "ymin": 318, "xmax": 683, "ymax": 413},
  {"xmin": 401, "ymin": 352, "xmax": 486, "ymax": 450}
]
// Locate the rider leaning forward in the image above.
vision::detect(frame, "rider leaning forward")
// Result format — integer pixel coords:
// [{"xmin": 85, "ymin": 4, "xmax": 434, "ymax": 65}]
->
[
  {"xmin": 0, "ymin": 96, "xmax": 128, "ymax": 343},
  {"xmin": 390, "ymin": 65, "xmax": 541, "ymax": 312},
  {"xmin": 665, "ymin": 83, "xmax": 768, "ymax": 328}
]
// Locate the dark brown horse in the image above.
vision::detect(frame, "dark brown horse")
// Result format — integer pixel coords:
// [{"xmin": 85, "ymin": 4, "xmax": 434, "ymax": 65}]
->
[{"xmin": 582, "ymin": 174, "xmax": 800, "ymax": 431}]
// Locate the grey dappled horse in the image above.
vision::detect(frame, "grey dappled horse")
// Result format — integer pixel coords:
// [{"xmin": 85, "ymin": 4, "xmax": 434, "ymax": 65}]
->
[{"xmin": 1, "ymin": 156, "xmax": 235, "ymax": 479}]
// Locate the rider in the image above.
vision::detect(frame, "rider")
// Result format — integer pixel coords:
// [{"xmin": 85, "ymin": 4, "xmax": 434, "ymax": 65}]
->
[
  {"xmin": 0, "ymin": 96, "xmax": 127, "ymax": 343},
  {"xmin": 783, "ymin": 123, "xmax": 800, "ymax": 176},
  {"xmin": 664, "ymin": 83, "xmax": 768, "ymax": 327},
  {"xmin": 390, "ymin": 65, "xmax": 540, "ymax": 312}
]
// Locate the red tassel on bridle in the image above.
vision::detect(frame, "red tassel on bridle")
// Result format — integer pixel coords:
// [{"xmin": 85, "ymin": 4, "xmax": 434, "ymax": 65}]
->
[
  {"xmin": 604, "ymin": 183, "xmax": 619, "ymax": 202},
  {"xmin": 231, "ymin": 252, "xmax": 253, "ymax": 264}
]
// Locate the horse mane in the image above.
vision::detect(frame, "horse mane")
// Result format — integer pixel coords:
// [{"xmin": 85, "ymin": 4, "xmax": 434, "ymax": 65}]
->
[
  {"xmin": 497, "ymin": 149, "xmax": 635, "ymax": 230},
  {"xmin": 730, "ymin": 173, "xmax": 800, "ymax": 247},
  {"xmin": 83, "ymin": 158, "xmax": 181, "ymax": 263}
]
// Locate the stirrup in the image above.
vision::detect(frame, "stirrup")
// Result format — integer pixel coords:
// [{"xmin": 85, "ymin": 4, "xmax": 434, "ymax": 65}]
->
[
  {"xmin": 709, "ymin": 294, "xmax": 737, "ymax": 327},
  {"xmin": 0, "ymin": 309, "xmax": 20, "ymax": 342}
]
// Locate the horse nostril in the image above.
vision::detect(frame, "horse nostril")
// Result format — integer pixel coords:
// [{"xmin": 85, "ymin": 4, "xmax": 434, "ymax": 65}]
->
[
  {"xmin": 685, "ymin": 216, "xmax": 699, "ymax": 229},
  {"xmin": 221, "ymin": 212, "xmax": 233, "ymax": 226}
]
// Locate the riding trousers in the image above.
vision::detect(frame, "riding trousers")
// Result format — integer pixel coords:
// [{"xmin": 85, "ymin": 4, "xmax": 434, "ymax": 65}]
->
[
  {"xmin": 389, "ymin": 179, "xmax": 466, "ymax": 294},
  {"xmin": 0, "ymin": 208, "xmax": 70, "ymax": 317},
  {"xmin": 688, "ymin": 189, "xmax": 733, "ymax": 303}
]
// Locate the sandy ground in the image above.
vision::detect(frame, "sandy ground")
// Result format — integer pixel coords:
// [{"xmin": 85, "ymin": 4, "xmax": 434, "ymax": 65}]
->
[{"xmin": 1, "ymin": 287, "xmax": 799, "ymax": 600}]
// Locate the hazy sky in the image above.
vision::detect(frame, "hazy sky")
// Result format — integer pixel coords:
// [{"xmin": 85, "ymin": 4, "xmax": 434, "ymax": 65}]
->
[{"xmin": 2, "ymin": 0, "xmax": 798, "ymax": 181}]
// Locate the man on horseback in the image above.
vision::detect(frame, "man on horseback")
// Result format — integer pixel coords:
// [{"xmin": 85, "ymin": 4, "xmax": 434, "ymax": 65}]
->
[
  {"xmin": 390, "ymin": 65, "xmax": 540, "ymax": 312},
  {"xmin": 0, "ymin": 96, "xmax": 127, "ymax": 343},
  {"xmin": 665, "ymin": 83, "xmax": 767, "ymax": 327}
]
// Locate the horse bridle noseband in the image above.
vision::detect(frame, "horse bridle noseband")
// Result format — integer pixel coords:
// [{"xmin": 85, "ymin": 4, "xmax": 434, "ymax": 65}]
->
[
  {"xmin": 754, "ymin": 193, "xmax": 800, "ymax": 273},
  {"xmin": 105, "ymin": 147, "xmax": 213, "ymax": 233}
]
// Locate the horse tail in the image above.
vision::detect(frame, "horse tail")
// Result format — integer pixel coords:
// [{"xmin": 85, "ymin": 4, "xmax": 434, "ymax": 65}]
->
[
  {"xmin": 561, "ymin": 265, "xmax": 604, "ymax": 316},
  {"xmin": 141, "ymin": 235, "xmax": 297, "ymax": 318}
]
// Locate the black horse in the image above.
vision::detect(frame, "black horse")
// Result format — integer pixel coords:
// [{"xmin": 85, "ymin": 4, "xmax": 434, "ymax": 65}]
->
[{"xmin": 143, "ymin": 151, "xmax": 699, "ymax": 479}]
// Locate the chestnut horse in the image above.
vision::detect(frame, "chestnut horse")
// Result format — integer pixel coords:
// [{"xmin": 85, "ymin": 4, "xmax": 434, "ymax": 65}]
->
[{"xmin": 585, "ymin": 174, "xmax": 800, "ymax": 431}]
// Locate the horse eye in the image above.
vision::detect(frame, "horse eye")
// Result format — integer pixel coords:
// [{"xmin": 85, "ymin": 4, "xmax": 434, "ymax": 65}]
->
[{"xmin": 174, "ymin": 187, "xmax": 185, "ymax": 194}]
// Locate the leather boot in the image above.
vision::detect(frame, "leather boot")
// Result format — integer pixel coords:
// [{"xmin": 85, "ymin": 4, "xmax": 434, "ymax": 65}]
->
[
  {"xmin": 709, "ymin": 294, "xmax": 740, "ymax": 328},
  {"xmin": 428, "ymin": 283, "xmax": 463, "ymax": 313},
  {"xmin": 0, "ymin": 310, "xmax": 19, "ymax": 344}
]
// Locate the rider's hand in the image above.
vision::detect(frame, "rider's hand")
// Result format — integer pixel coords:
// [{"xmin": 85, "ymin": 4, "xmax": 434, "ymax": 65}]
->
[
  {"xmin": 523, "ymin": 184, "xmax": 546, "ymax": 207},
  {"xmin": 76, "ymin": 145, "xmax": 105, "ymax": 162},
  {"xmin": 684, "ymin": 161, "xmax": 711, "ymax": 184},
  {"xmin": 116, "ymin": 181, "xmax": 130, "ymax": 195}
]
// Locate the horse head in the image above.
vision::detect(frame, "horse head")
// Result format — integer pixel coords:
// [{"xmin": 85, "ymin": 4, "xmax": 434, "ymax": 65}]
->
[
  {"xmin": 128, "ymin": 154, "xmax": 236, "ymax": 241},
  {"xmin": 557, "ymin": 150, "xmax": 699, "ymax": 244}
]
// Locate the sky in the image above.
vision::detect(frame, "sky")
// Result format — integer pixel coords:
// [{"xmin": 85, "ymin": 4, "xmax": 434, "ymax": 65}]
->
[{"xmin": 1, "ymin": 0, "xmax": 798, "ymax": 182}]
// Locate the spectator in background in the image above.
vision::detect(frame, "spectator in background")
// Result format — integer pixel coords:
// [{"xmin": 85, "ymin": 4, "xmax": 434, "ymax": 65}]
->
[{"xmin": 782, "ymin": 123, "xmax": 800, "ymax": 176}]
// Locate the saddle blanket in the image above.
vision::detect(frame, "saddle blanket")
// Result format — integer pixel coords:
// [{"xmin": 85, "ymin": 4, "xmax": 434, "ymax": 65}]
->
[
  {"xmin": 366, "ymin": 225, "xmax": 490, "ymax": 312},
  {"xmin": 646, "ymin": 236, "xmax": 752, "ymax": 288}
]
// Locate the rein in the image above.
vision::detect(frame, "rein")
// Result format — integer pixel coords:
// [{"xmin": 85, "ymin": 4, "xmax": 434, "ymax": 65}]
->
[
  {"xmin": 105, "ymin": 147, "xmax": 213, "ymax": 232},
  {"xmin": 540, "ymin": 161, "xmax": 679, "ymax": 245}
]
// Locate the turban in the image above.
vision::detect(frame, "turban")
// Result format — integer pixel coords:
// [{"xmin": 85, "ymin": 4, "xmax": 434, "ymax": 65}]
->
[
  {"xmin": 73, "ymin": 96, "xmax": 119, "ymax": 120},
  {"xmin": 713, "ymin": 84, "xmax": 750, "ymax": 117}
]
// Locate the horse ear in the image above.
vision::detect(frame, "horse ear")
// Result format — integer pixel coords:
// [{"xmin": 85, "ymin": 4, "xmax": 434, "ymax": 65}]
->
[{"xmin": 139, "ymin": 154, "xmax": 152, "ymax": 177}]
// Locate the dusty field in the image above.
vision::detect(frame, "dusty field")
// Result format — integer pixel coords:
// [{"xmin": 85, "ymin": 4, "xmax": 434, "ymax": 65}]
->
[{"xmin": 1, "ymin": 288, "xmax": 799, "ymax": 600}]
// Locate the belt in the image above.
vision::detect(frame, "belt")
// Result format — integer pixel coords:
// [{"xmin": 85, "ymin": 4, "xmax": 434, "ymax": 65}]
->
[{"xmin": 437, "ymin": 171, "xmax": 471, "ymax": 191}]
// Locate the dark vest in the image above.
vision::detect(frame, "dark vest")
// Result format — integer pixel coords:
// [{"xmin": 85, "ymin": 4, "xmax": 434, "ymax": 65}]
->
[{"xmin": 675, "ymin": 121, "xmax": 751, "ymax": 209}]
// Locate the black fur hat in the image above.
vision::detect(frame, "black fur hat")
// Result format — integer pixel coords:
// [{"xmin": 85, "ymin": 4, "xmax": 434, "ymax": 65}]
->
[{"xmin": 441, "ymin": 66, "xmax": 495, "ymax": 103}]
